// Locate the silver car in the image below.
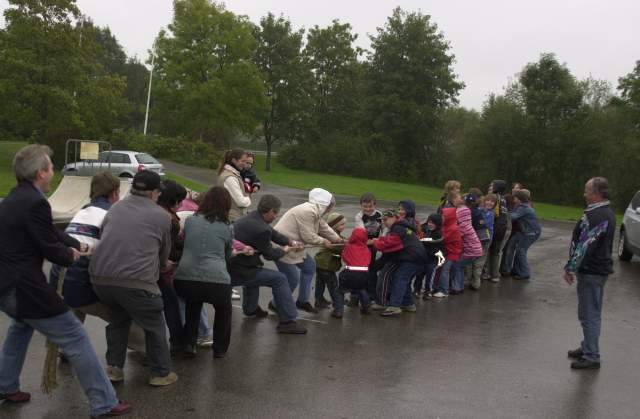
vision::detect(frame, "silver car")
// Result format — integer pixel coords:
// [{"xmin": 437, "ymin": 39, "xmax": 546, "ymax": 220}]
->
[
  {"xmin": 62, "ymin": 150, "xmax": 165, "ymax": 178},
  {"xmin": 618, "ymin": 190, "xmax": 640, "ymax": 261}
]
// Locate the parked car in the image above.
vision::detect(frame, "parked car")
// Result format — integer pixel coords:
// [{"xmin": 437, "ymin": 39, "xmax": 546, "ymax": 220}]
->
[
  {"xmin": 619, "ymin": 190, "xmax": 640, "ymax": 261},
  {"xmin": 62, "ymin": 150, "xmax": 165, "ymax": 178}
]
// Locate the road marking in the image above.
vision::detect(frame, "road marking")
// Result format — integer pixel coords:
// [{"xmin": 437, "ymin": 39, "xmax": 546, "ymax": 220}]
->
[{"xmin": 231, "ymin": 305, "xmax": 328, "ymax": 325}]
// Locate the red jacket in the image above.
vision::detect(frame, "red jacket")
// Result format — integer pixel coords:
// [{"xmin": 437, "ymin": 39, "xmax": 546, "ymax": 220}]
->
[
  {"xmin": 342, "ymin": 228, "xmax": 372, "ymax": 267},
  {"xmin": 442, "ymin": 207, "xmax": 462, "ymax": 261}
]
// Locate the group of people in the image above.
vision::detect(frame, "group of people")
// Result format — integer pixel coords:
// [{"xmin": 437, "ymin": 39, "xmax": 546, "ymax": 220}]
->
[{"xmin": 0, "ymin": 145, "xmax": 617, "ymax": 418}]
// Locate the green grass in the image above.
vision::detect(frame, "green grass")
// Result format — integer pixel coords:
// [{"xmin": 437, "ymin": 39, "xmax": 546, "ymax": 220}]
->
[{"xmin": 0, "ymin": 141, "xmax": 595, "ymax": 223}]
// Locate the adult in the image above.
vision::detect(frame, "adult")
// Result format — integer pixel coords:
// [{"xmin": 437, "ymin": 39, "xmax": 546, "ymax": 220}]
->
[
  {"xmin": 274, "ymin": 188, "xmax": 343, "ymax": 313},
  {"xmin": 90, "ymin": 170, "xmax": 177, "ymax": 386},
  {"xmin": 484, "ymin": 180, "xmax": 511, "ymax": 282},
  {"xmin": 564, "ymin": 177, "xmax": 615, "ymax": 370},
  {"xmin": 174, "ymin": 186, "xmax": 253, "ymax": 358},
  {"xmin": 156, "ymin": 180, "xmax": 188, "ymax": 355},
  {"xmin": 507, "ymin": 189, "xmax": 541, "ymax": 280},
  {"xmin": 229, "ymin": 195, "xmax": 308, "ymax": 334},
  {"xmin": 0, "ymin": 145, "xmax": 129, "ymax": 417},
  {"xmin": 217, "ymin": 148, "xmax": 251, "ymax": 222}
]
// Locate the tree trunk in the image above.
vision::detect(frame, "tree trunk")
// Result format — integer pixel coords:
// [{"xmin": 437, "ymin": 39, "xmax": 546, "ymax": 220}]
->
[{"xmin": 266, "ymin": 139, "xmax": 272, "ymax": 171}]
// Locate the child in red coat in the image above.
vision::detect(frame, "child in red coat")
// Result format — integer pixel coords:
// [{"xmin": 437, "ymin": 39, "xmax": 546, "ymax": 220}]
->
[
  {"xmin": 433, "ymin": 201, "xmax": 463, "ymax": 298},
  {"xmin": 331, "ymin": 228, "xmax": 372, "ymax": 318}
]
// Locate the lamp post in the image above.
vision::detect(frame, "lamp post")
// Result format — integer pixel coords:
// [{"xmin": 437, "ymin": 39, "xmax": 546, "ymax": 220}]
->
[{"xmin": 143, "ymin": 42, "xmax": 156, "ymax": 136}]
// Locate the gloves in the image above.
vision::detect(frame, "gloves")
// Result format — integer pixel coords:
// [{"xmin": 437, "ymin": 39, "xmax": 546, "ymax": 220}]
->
[{"xmin": 435, "ymin": 251, "xmax": 446, "ymax": 267}]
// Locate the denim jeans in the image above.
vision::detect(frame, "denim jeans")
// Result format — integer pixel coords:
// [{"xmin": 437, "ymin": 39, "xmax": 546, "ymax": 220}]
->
[
  {"xmin": 388, "ymin": 262, "xmax": 422, "ymax": 308},
  {"xmin": 423, "ymin": 263, "xmax": 438, "ymax": 293},
  {"xmin": 436, "ymin": 259, "xmax": 454, "ymax": 295},
  {"xmin": 577, "ymin": 273, "xmax": 608, "ymax": 362},
  {"xmin": 511, "ymin": 232, "xmax": 539, "ymax": 278},
  {"xmin": 333, "ymin": 289, "xmax": 370, "ymax": 314},
  {"xmin": 240, "ymin": 267, "xmax": 298, "ymax": 324},
  {"xmin": 452, "ymin": 256, "xmax": 477, "ymax": 291},
  {"xmin": 275, "ymin": 254, "xmax": 316, "ymax": 304},
  {"xmin": 0, "ymin": 309, "xmax": 118, "ymax": 417}
]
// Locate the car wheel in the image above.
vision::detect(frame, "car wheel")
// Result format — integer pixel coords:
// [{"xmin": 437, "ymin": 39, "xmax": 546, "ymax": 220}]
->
[
  {"xmin": 618, "ymin": 229, "xmax": 633, "ymax": 261},
  {"xmin": 119, "ymin": 173, "xmax": 133, "ymax": 178}
]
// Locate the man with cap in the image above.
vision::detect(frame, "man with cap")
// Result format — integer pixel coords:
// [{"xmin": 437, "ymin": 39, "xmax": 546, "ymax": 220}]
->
[
  {"xmin": 90, "ymin": 170, "xmax": 178, "ymax": 386},
  {"xmin": 273, "ymin": 188, "xmax": 344, "ymax": 313}
]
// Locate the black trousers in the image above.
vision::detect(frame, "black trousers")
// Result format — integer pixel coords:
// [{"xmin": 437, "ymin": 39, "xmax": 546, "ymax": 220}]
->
[{"xmin": 174, "ymin": 280, "xmax": 232, "ymax": 356}]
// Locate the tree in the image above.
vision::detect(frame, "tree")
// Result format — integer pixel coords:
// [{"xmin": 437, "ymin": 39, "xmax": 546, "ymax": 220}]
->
[
  {"xmin": 253, "ymin": 13, "xmax": 308, "ymax": 171},
  {"xmin": 617, "ymin": 60, "xmax": 640, "ymax": 125},
  {"xmin": 151, "ymin": 0, "xmax": 266, "ymax": 146},
  {"xmin": 365, "ymin": 7, "xmax": 464, "ymax": 182}
]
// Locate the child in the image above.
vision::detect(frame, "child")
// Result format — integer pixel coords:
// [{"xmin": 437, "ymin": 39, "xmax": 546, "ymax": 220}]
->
[
  {"xmin": 433, "ymin": 199, "xmax": 462, "ymax": 298},
  {"xmin": 420, "ymin": 213, "xmax": 445, "ymax": 299},
  {"xmin": 506, "ymin": 189, "xmax": 541, "ymax": 280},
  {"xmin": 354, "ymin": 192, "xmax": 383, "ymax": 301},
  {"xmin": 465, "ymin": 193, "xmax": 491, "ymax": 290},
  {"xmin": 241, "ymin": 152, "xmax": 262, "ymax": 194},
  {"xmin": 314, "ymin": 213, "xmax": 347, "ymax": 309},
  {"xmin": 486, "ymin": 180, "xmax": 511, "ymax": 282},
  {"xmin": 331, "ymin": 228, "xmax": 372, "ymax": 318},
  {"xmin": 370, "ymin": 208, "xmax": 427, "ymax": 316},
  {"xmin": 451, "ymin": 193, "xmax": 483, "ymax": 294},
  {"xmin": 437, "ymin": 180, "xmax": 461, "ymax": 214}
]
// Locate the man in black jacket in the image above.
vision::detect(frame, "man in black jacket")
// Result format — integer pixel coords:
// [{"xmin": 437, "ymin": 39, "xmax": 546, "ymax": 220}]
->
[
  {"xmin": 0, "ymin": 145, "xmax": 129, "ymax": 416},
  {"xmin": 230, "ymin": 194, "xmax": 307, "ymax": 334},
  {"xmin": 564, "ymin": 177, "xmax": 616, "ymax": 370}
]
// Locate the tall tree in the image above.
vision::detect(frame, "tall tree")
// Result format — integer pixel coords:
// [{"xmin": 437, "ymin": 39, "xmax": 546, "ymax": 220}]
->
[
  {"xmin": 253, "ymin": 13, "xmax": 308, "ymax": 171},
  {"xmin": 365, "ymin": 7, "xmax": 464, "ymax": 182},
  {"xmin": 151, "ymin": 0, "xmax": 266, "ymax": 145}
]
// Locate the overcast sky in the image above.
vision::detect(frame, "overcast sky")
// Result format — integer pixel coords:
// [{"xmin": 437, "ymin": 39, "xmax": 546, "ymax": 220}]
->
[{"xmin": 1, "ymin": 0, "xmax": 639, "ymax": 109}]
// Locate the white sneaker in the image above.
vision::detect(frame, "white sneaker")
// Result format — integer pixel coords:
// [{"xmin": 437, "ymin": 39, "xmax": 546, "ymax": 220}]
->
[
  {"xmin": 106, "ymin": 366, "xmax": 124, "ymax": 382},
  {"xmin": 149, "ymin": 371, "xmax": 178, "ymax": 386},
  {"xmin": 197, "ymin": 336, "xmax": 214, "ymax": 348},
  {"xmin": 432, "ymin": 291, "xmax": 448, "ymax": 298},
  {"xmin": 231, "ymin": 289, "xmax": 241, "ymax": 300}
]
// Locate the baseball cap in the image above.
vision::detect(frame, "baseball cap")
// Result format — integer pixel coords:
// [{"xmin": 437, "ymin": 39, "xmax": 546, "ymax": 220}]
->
[
  {"xmin": 132, "ymin": 170, "xmax": 164, "ymax": 192},
  {"xmin": 382, "ymin": 209, "xmax": 398, "ymax": 218}
]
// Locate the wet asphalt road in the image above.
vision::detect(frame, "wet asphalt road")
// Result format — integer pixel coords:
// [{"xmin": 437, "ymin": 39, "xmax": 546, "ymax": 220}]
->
[{"xmin": 1, "ymin": 161, "xmax": 639, "ymax": 419}]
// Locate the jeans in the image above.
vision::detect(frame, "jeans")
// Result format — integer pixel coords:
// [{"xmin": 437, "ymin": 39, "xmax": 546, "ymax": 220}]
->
[
  {"xmin": 315, "ymin": 269, "xmax": 338, "ymax": 302},
  {"xmin": 452, "ymin": 256, "xmax": 477, "ymax": 292},
  {"xmin": 239, "ymin": 268, "xmax": 298, "ymax": 324},
  {"xmin": 174, "ymin": 280, "xmax": 231, "ymax": 355},
  {"xmin": 423, "ymin": 263, "xmax": 438, "ymax": 293},
  {"xmin": 486, "ymin": 225, "xmax": 511, "ymax": 279},
  {"xmin": 178, "ymin": 300, "xmax": 213, "ymax": 339},
  {"xmin": 500, "ymin": 234, "xmax": 518, "ymax": 275},
  {"xmin": 436, "ymin": 259, "xmax": 454, "ymax": 295},
  {"xmin": 93, "ymin": 285, "xmax": 171, "ymax": 378},
  {"xmin": 577, "ymin": 273, "xmax": 608, "ymax": 362},
  {"xmin": 388, "ymin": 262, "xmax": 422, "ymax": 308},
  {"xmin": 275, "ymin": 254, "xmax": 316, "ymax": 303},
  {"xmin": 0, "ymin": 309, "xmax": 118, "ymax": 417},
  {"xmin": 511, "ymin": 232, "xmax": 539, "ymax": 278}
]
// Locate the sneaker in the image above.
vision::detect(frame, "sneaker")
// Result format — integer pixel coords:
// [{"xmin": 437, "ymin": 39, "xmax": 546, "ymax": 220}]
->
[
  {"xmin": 401, "ymin": 304, "xmax": 417, "ymax": 313},
  {"xmin": 422, "ymin": 292, "xmax": 433, "ymax": 300},
  {"xmin": 369, "ymin": 302, "xmax": 386, "ymax": 311},
  {"xmin": 92, "ymin": 400, "xmax": 131, "ymax": 418},
  {"xmin": 489, "ymin": 277, "xmax": 500, "ymax": 283},
  {"xmin": 276, "ymin": 321, "xmax": 307, "ymax": 334},
  {"xmin": 330, "ymin": 310, "xmax": 343, "ymax": 319},
  {"xmin": 432, "ymin": 291, "xmax": 448, "ymax": 298},
  {"xmin": 380, "ymin": 307, "xmax": 402, "ymax": 317},
  {"xmin": 149, "ymin": 371, "xmax": 178, "ymax": 386},
  {"xmin": 0, "ymin": 391, "xmax": 31, "ymax": 403},
  {"xmin": 567, "ymin": 348, "xmax": 584, "ymax": 359},
  {"xmin": 197, "ymin": 335, "xmax": 214, "ymax": 347},
  {"xmin": 246, "ymin": 306, "xmax": 269, "ymax": 318},
  {"xmin": 571, "ymin": 358, "xmax": 600, "ymax": 370},
  {"xmin": 314, "ymin": 298, "xmax": 331, "ymax": 309},
  {"xmin": 231, "ymin": 289, "xmax": 241, "ymax": 300},
  {"xmin": 106, "ymin": 366, "xmax": 124, "ymax": 383},
  {"xmin": 296, "ymin": 301, "xmax": 319, "ymax": 314}
]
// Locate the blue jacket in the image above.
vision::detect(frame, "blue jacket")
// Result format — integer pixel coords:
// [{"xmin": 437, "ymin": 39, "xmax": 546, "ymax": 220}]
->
[
  {"xmin": 510, "ymin": 203, "xmax": 541, "ymax": 236},
  {"xmin": 480, "ymin": 208, "xmax": 495, "ymax": 241},
  {"xmin": 174, "ymin": 214, "xmax": 233, "ymax": 284}
]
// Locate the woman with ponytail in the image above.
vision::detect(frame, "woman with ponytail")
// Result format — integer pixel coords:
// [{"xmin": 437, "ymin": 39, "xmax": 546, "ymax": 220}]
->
[{"xmin": 216, "ymin": 149, "xmax": 251, "ymax": 222}]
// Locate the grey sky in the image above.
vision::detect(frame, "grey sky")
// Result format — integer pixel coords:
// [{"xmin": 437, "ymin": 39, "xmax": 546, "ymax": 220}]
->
[{"xmin": 2, "ymin": 0, "xmax": 639, "ymax": 110}]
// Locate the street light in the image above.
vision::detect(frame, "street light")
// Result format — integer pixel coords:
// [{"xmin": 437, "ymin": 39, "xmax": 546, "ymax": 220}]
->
[{"xmin": 143, "ymin": 41, "xmax": 156, "ymax": 136}]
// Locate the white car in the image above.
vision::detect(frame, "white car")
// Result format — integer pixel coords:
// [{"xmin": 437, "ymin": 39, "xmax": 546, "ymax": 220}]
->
[
  {"xmin": 618, "ymin": 190, "xmax": 640, "ymax": 261},
  {"xmin": 62, "ymin": 150, "xmax": 165, "ymax": 178}
]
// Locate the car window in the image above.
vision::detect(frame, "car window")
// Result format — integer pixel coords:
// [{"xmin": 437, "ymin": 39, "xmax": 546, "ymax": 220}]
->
[
  {"xmin": 631, "ymin": 191, "xmax": 640, "ymax": 210},
  {"xmin": 135, "ymin": 153, "xmax": 159, "ymax": 164},
  {"xmin": 120, "ymin": 154, "xmax": 131, "ymax": 164},
  {"xmin": 98, "ymin": 152, "xmax": 109, "ymax": 163}
]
